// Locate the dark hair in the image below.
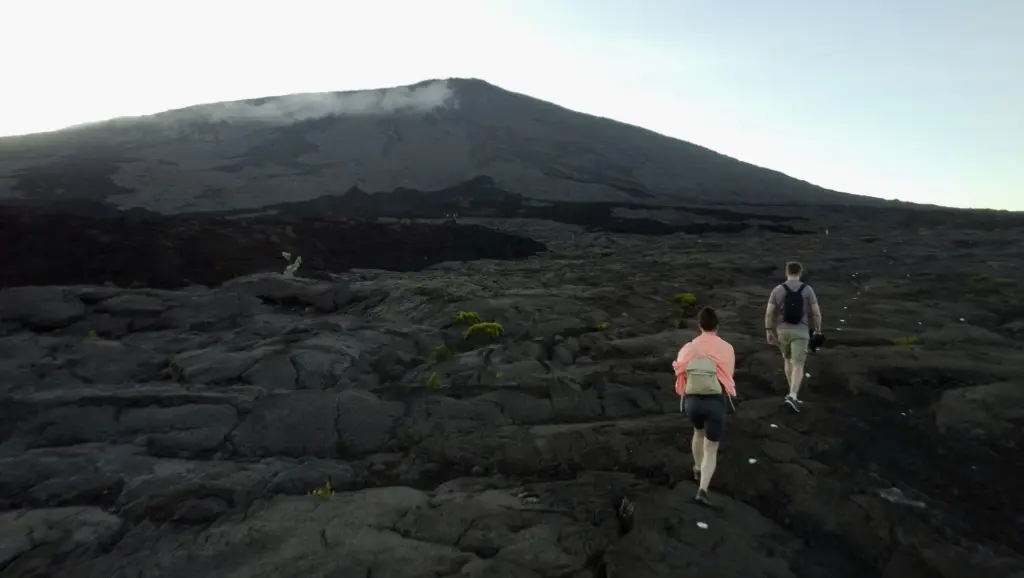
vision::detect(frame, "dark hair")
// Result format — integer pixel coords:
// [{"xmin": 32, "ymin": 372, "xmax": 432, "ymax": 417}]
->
[
  {"xmin": 786, "ymin": 261, "xmax": 803, "ymax": 276},
  {"xmin": 697, "ymin": 307, "xmax": 719, "ymax": 332}
]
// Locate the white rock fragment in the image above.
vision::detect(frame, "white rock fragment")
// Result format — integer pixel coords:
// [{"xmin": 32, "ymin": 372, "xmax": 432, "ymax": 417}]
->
[
  {"xmin": 748, "ymin": 458, "xmax": 758, "ymax": 464},
  {"xmin": 805, "ymin": 373, "xmax": 811, "ymax": 378},
  {"xmin": 769, "ymin": 424, "xmax": 778, "ymax": 428},
  {"xmin": 696, "ymin": 522, "xmax": 709, "ymax": 529},
  {"xmin": 283, "ymin": 255, "xmax": 303, "ymax": 277}
]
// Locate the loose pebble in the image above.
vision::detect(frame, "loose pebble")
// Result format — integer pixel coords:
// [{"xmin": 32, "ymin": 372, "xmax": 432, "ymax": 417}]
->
[
  {"xmin": 696, "ymin": 522, "xmax": 709, "ymax": 530},
  {"xmin": 769, "ymin": 424, "xmax": 778, "ymax": 428},
  {"xmin": 748, "ymin": 458, "xmax": 757, "ymax": 464}
]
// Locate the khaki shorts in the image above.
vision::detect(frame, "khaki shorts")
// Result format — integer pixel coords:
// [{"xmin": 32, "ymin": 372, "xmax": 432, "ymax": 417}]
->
[{"xmin": 777, "ymin": 327, "xmax": 809, "ymax": 364}]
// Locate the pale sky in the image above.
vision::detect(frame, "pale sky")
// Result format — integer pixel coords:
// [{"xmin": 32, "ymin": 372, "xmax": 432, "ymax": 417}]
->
[{"xmin": 2, "ymin": 1, "xmax": 1022, "ymax": 210}]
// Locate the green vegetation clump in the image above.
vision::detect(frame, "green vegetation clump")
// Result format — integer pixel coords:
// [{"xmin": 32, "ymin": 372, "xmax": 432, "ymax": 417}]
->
[
  {"xmin": 310, "ymin": 480, "xmax": 335, "ymax": 500},
  {"xmin": 672, "ymin": 292, "xmax": 698, "ymax": 308},
  {"xmin": 464, "ymin": 321, "xmax": 504, "ymax": 341},
  {"xmin": 87, "ymin": 329, "xmax": 98, "ymax": 339},
  {"xmin": 969, "ymin": 274, "xmax": 1014, "ymax": 288},
  {"xmin": 891, "ymin": 336, "xmax": 920, "ymax": 346},
  {"xmin": 455, "ymin": 311, "xmax": 482, "ymax": 326},
  {"xmin": 426, "ymin": 371, "xmax": 444, "ymax": 389},
  {"xmin": 431, "ymin": 344, "xmax": 452, "ymax": 362},
  {"xmin": 596, "ymin": 322, "xmax": 612, "ymax": 331}
]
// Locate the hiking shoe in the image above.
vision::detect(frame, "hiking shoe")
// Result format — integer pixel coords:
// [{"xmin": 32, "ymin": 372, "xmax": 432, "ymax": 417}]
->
[
  {"xmin": 616, "ymin": 496, "xmax": 635, "ymax": 519},
  {"xmin": 783, "ymin": 395, "xmax": 801, "ymax": 413},
  {"xmin": 694, "ymin": 489, "xmax": 713, "ymax": 507}
]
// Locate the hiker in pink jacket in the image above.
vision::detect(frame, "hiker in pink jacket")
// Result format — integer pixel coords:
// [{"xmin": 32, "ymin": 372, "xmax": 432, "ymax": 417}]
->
[{"xmin": 672, "ymin": 307, "xmax": 736, "ymax": 506}]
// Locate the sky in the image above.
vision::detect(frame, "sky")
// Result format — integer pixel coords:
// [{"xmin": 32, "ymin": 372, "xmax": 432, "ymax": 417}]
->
[{"xmin": 2, "ymin": 1, "xmax": 1021, "ymax": 210}]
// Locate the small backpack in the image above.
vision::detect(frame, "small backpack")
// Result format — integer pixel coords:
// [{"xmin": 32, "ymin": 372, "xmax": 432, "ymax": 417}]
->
[
  {"xmin": 683, "ymin": 353, "xmax": 723, "ymax": 395},
  {"xmin": 781, "ymin": 283, "xmax": 806, "ymax": 325}
]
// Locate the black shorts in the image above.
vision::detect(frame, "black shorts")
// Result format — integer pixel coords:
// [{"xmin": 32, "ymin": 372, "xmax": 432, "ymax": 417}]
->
[{"xmin": 683, "ymin": 394, "xmax": 727, "ymax": 442}]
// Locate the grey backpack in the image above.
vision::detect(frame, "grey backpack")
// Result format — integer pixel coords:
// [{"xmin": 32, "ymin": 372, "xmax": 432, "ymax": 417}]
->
[{"xmin": 683, "ymin": 353, "xmax": 723, "ymax": 396}]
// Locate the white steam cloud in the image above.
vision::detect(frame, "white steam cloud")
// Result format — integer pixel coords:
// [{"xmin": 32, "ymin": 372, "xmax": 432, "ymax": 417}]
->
[{"xmin": 162, "ymin": 79, "xmax": 456, "ymax": 125}]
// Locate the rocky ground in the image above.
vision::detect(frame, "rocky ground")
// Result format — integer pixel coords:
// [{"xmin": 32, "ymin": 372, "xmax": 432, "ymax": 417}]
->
[{"xmin": 1, "ymin": 210, "xmax": 1023, "ymax": 578}]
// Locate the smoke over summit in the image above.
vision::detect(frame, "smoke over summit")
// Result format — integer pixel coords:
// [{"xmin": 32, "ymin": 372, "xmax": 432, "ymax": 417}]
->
[{"xmin": 161, "ymin": 79, "xmax": 456, "ymax": 125}]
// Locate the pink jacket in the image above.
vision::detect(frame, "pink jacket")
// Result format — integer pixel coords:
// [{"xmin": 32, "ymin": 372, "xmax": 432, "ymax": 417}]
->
[{"xmin": 672, "ymin": 332, "xmax": 737, "ymax": 397}]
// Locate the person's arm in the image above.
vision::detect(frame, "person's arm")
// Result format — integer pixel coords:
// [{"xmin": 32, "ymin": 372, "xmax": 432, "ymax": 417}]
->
[
  {"xmin": 764, "ymin": 291, "xmax": 778, "ymax": 343},
  {"xmin": 723, "ymin": 345, "xmax": 737, "ymax": 398},
  {"xmin": 672, "ymin": 344, "xmax": 694, "ymax": 396},
  {"xmin": 811, "ymin": 304, "xmax": 823, "ymax": 333},
  {"xmin": 807, "ymin": 287, "xmax": 823, "ymax": 333}
]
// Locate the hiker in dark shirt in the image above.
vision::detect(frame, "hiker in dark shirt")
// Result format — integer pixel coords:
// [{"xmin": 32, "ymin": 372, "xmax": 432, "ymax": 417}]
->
[{"xmin": 765, "ymin": 261, "xmax": 823, "ymax": 412}]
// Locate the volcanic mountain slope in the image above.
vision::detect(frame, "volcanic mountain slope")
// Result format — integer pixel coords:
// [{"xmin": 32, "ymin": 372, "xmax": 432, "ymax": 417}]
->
[
  {"xmin": 0, "ymin": 78, "xmax": 889, "ymax": 213},
  {"xmin": 0, "ymin": 201, "xmax": 1023, "ymax": 577}
]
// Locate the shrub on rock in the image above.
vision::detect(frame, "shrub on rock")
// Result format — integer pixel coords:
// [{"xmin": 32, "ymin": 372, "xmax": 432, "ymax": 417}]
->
[
  {"xmin": 464, "ymin": 322, "xmax": 503, "ymax": 341},
  {"xmin": 672, "ymin": 292, "xmax": 698, "ymax": 314},
  {"xmin": 431, "ymin": 344, "xmax": 452, "ymax": 362},
  {"xmin": 455, "ymin": 311, "xmax": 482, "ymax": 326},
  {"xmin": 309, "ymin": 480, "xmax": 335, "ymax": 500}
]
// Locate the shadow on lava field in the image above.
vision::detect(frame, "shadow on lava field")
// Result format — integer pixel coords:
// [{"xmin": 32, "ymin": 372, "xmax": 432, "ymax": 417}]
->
[{"xmin": 0, "ymin": 203, "xmax": 547, "ymax": 289}]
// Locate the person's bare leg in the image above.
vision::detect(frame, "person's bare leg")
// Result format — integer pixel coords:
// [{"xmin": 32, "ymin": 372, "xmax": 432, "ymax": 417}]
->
[
  {"xmin": 699, "ymin": 439, "xmax": 720, "ymax": 491},
  {"xmin": 691, "ymin": 429, "xmax": 705, "ymax": 478},
  {"xmin": 789, "ymin": 360, "xmax": 805, "ymax": 398},
  {"xmin": 783, "ymin": 358, "xmax": 793, "ymax": 389}
]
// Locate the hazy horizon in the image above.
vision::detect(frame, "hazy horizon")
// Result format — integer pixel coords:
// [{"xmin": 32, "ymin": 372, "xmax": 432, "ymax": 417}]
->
[{"xmin": 3, "ymin": 1, "xmax": 1021, "ymax": 210}]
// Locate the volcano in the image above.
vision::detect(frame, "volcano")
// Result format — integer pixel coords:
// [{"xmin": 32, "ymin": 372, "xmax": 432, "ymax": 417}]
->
[{"xmin": 0, "ymin": 78, "xmax": 887, "ymax": 213}]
